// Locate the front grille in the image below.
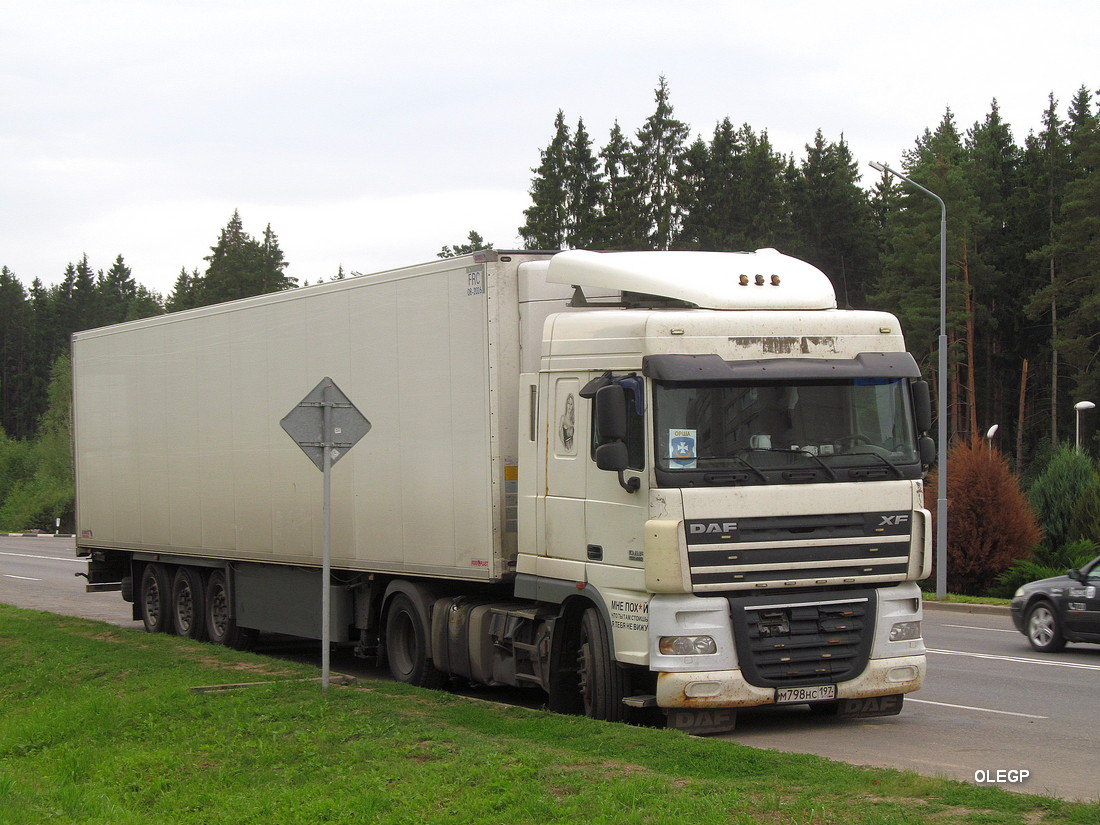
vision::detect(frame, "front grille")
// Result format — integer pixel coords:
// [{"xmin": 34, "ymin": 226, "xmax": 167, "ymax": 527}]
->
[
  {"xmin": 685, "ymin": 511, "xmax": 913, "ymax": 592},
  {"xmin": 730, "ymin": 594, "xmax": 874, "ymax": 686}
]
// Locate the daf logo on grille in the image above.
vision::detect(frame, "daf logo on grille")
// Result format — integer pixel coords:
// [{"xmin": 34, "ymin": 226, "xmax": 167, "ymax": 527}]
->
[{"xmin": 690, "ymin": 521, "xmax": 738, "ymax": 534}]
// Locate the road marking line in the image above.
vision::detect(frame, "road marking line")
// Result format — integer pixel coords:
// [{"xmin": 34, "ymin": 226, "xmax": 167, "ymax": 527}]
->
[
  {"xmin": 928, "ymin": 647, "xmax": 1100, "ymax": 672},
  {"xmin": 0, "ymin": 551, "xmax": 85, "ymax": 565},
  {"xmin": 2, "ymin": 574, "xmax": 42, "ymax": 581},
  {"xmin": 942, "ymin": 623, "xmax": 1017, "ymax": 633},
  {"xmin": 907, "ymin": 698, "xmax": 1048, "ymax": 719}
]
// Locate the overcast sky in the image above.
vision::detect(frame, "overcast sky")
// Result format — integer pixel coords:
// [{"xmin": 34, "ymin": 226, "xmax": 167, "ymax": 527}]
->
[{"xmin": 2, "ymin": 1, "xmax": 1097, "ymax": 296}]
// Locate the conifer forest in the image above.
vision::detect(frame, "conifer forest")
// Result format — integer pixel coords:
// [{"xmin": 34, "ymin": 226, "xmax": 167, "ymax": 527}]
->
[{"xmin": 2, "ymin": 79, "xmax": 1099, "ymax": 593}]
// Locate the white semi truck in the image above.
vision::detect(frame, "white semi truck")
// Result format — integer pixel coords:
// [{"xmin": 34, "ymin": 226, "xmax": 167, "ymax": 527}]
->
[{"xmin": 74, "ymin": 248, "xmax": 932, "ymax": 734}]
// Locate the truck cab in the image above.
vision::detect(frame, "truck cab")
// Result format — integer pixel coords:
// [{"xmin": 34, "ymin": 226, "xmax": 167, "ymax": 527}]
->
[{"xmin": 515, "ymin": 249, "xmax": 931, "ymax": 732}]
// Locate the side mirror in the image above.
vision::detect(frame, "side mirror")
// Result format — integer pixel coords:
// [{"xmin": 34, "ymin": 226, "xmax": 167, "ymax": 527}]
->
[
  {"xmin": 593, "ymin": 390, "xmax": 640, "ymax": 494},
  {"xmin": 595, "ymin": 442, "xmax": 629, "ymax": 472},
  {"xmin": 911, "ymin": 380, "xmax": 932, "ymax": 433},
  {"xmin": 595, "ymin": 384, "xmax": 627, "ymax": 442},
  {"xmin": 919, "ymin": 436, "xmax": 935, "ymax": 468},
  {"xmin": 1067, "ymin": 568, "xmax": 1085, "ymax": 582}
]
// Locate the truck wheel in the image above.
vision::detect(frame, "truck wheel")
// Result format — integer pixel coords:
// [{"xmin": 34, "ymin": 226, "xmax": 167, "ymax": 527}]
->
[
  {"xmin": 139, "ymin": 564, "xmax": 171, "ymax": 634},
  {"xmin": 171, "ymin": 567, "xmax": 208, "ymax": 641},
  {"xmin": 384, "ymin": 593, "xmax": 445, "ymax": 689},
  {"xmin": 1026, "ymin": 601, "xmax": 1066, "ymax": 652},
  {"xmin": 204, "ymin": 570, "xmax": 255, "ymax": 650},
  {"xmin": 577, "ymin": 608, "xmax": 626, "ymax": 723}
]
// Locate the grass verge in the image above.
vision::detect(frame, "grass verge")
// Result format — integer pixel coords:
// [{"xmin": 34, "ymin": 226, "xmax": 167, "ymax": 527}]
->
[{"xmin": 1, "ymin": 603, "xmax": 1094, "ymax": 824}]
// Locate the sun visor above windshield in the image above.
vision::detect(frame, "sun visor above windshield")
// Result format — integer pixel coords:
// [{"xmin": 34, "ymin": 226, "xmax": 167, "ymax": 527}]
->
[
  {"xmin": 644, "ymin": 352, "xmax": 922, "ymax": 382},
  {"xmin": 546, "ymin": 249, "xmax": 837, "ymax": 310}
]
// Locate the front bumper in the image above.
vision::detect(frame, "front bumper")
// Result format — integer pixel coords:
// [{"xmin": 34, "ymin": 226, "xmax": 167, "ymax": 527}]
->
[{"xmin": 655, "ymin": 654, "xmax": 925, "ymax": 709}]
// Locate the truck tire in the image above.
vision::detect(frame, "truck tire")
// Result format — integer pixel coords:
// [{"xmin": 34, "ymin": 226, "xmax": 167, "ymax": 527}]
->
[
  {"xmin": 204, "ymin": 570, "xmax": 255, "ymax": 650},
  {"xmin": 384, "ymin": 593, "xmax": 445, "ymax": 689},
  {"xmin": 577, "ymin": 607, "xmax": 626, "ymax": 723},
  {"xmin": 139, "ymin": 563, "xmax": 172, "ymax": 634},
  {"xmin": 171, "ymin": 567, "xmax": 208, "ymax": 641}
]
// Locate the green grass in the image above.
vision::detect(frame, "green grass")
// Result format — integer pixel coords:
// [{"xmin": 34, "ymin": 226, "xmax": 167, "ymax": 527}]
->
[
  {"xmin": 923, "ymin": 593, "xmax": 1013, "ymax": 607},
  {"xmin": 1, "ymin": 604, "xmax": 1094, "ymax": 824}
]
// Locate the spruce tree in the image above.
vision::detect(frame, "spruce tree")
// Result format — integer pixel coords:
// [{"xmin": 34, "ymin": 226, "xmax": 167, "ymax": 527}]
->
[
  {"xmin": 788, "ymin": 131, "xmax": 876, "ymax": 306},
  {"xmin": 566, "ymin": 117, "xmax": 604, "ymax": 249},
  {"xmin": 598, "ymin": 121, "xmax": 647, "ymax": 249},
  {"xmin": 1050, "ymin": 87, "xmax": 1100, "ymax": 412},
  {"xmin": 519, "ymin": 111, "xmax": 571, "ymax": 249},
  {"xmin": 0, "ymin": 267, "xmax": 33, "ymax": 439},
  {"xmin": 631, "ymin": 77, "xmax": 689, "ymax": 250}
]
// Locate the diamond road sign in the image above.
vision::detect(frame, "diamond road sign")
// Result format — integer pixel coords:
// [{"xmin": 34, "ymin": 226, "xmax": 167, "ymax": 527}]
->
[{"xmin": 280, "ymin": 377, "xmax": 370, "ymax": 471}]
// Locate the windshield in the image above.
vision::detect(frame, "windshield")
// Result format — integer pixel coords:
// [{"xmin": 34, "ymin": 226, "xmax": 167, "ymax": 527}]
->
[{"xmin": 653, "ymin": 378, "xmax": 920, "ymax": 485}]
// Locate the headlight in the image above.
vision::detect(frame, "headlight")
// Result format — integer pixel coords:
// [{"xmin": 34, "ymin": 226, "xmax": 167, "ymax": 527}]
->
[
  {"xmin": 889, "ymin": 621, "xmax": 921, "ymax": 642},
  {"xmin": 659, "ymin": 635, "xmax": 718, "ymax": 656},
  {"xmin": 1013, "ymin": 587, "xmax": 1025, "ymax": 599}
]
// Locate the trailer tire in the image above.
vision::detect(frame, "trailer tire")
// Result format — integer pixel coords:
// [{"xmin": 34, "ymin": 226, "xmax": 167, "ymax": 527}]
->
[
  {"xmin": 384, "ymin": 593, "xmax": 445, "ymax": 689},
  {"xmin": 577, "ymin": 607, "xmax": 626, "ymax": 723},
  {"xmin": 171, "ymin": 567, "xmax": 208, "ymax": 641},
  {"xmin": 204, "ymin": 570, "xmax": 255, "ymax": 650},
  {"xmin": 139, "ymin": 563, "xmax": 172, "ymax": 634}
]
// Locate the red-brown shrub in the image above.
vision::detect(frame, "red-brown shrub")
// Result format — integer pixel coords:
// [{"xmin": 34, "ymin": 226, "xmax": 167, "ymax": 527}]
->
[{"xmin": 925, "ymin": 439, "xmax": 1041, "ymax": 595}]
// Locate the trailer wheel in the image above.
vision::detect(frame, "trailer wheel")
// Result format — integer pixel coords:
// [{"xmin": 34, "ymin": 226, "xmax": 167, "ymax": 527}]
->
[
  {"xmin": 139, "ymin": 563, "xmax": 172, "ymax": 634},
  {"xmin": 171, "ymin": 567, "xmax": 208, "ymax": 641},
  {"xmin": 384, "ymin": 593, "xmax": 445, "ymax": 689},
  {"xmin": 204, "ymin": 570, "xmax": 255, "ymax": 650},
  {"xmin": 576, "ymin": 607, "xmax": 626, "ymax": 723}
]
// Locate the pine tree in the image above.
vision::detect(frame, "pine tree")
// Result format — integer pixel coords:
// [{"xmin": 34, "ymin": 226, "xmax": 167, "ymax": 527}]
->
[
  {"xmin": 1022, "ymin": 95, "xmax": 1072, "ymax": 447},
  {"xmin": 788, "ymin": 131, "xmax": 876, "ymax": 306},
  {"xmin": 519, "ymin": 111, "xmax": 571, "ymax": 250},
  {"xmin": 566, "ymin": 117, "xmax": 603, "ymax": 249},
  {"xmin": 598, "ymin": 121, "xmax": 647, "ymax": 249},
  {"xmin": 167, "ymin": 268, "xmax": 201, "ymax": 312},
  {"xmin": 631, "ymin": 77, "xmax": 689, "ymax": 250},
  {"xmin": 437, "ymin": 230, "xmax": 493, "ymax": 258},
  {"xmin": 198, "ymin": 211, "xmax": 294, "ymax": 305},
  {"xmin": 0, "ymin": 267, "xmax": 33, "ymax": 439},
  {"xmin": 674, "ymin": 118, "xmax": 744, "ymax": 251},
  {"xmin": 965, "ymin": 101, "xmax": 1029, "ymax": 458},
  {"xmin": 1050, "ymin": 87, "xmax": 1100, "ymax": 412}
]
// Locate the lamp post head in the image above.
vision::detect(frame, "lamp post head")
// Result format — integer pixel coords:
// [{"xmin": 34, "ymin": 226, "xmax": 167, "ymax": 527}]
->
[
  {"xmin": 986, "ymin": 424, "xmax": 999, "ymax": 439},
  {"xmin": 1075, "ymin": 401, "xmax": 1096, "ymax": 412},
  {"xmin": 869, "ymin": 160, "xmax": 887, "ymax": 173}
]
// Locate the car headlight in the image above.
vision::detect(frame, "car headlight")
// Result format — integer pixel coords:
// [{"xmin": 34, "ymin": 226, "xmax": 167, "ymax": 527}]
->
[
  {"xmin": 659, "ymin": 635, "xmax": 718, "ymax": 655},
  {"xmin": 889, "ymin": 621, "xmax": 921, "ymax": 642},
  {"xmin": 1013, "ymin": 587, "xmax": 1025, "ymax": 599}
]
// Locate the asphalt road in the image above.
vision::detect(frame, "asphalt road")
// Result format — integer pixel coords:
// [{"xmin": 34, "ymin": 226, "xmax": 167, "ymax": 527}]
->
[{"xmin": 2, "ymin": 536, "xmax": 1096, "ymax": 803}]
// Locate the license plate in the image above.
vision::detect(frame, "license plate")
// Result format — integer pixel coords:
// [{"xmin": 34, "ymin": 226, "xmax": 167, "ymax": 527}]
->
[{"xmin": 775, "ymin": 684, "xmax": 836, "ymax": 704}]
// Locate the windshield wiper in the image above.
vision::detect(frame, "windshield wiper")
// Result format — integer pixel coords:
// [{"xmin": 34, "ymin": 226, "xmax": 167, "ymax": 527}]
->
[
  {"xmin": 793, "ymin": 449, "xmax": 839, "ymax": 481},
  {"xmin": 735, "ymin": 448, "xmax": 837, "ymax": 481},
  {"xmin": 838, "ymin": 449, "xmax": 903, "ymax": 478}
]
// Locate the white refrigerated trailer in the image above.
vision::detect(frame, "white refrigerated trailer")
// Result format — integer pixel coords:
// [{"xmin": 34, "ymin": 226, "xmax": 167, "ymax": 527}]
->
[{"xmin": 75, "ymin": 248, "xmax": 932, "ymax": 733}]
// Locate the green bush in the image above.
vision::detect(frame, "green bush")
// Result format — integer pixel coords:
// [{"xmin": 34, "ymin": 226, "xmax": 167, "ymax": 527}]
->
[
  {"xmin": 991, "ymin": 538, "xmax": 1099, "ymax": 597},
  {"xmin": 1027, "ymin": 445, "xmax": 1100, "ymax": 566}
]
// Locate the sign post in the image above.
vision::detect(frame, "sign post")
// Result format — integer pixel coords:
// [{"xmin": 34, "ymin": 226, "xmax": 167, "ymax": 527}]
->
[{"xmin": 280, "ymin": 377, "xmax": 370, "ymax": 690}]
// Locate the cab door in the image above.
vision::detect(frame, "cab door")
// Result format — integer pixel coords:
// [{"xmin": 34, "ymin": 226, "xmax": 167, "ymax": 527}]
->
[
  {"xmin": 584, "ymin": 379, "xmax": 647, "ymax": 571},
  {"xmin": 540, "ymin": 374, "xmax": 588, "ymax": 563}
]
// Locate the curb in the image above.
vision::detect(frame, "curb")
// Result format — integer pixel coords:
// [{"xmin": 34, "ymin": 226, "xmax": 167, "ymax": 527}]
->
[
  {"xmin": 923, "ymin": 600, "xmax": 1011, "ymax": 616},
  {"xmin": 2, "ymin": 533, "xmax": 77, "ymax": 538}
]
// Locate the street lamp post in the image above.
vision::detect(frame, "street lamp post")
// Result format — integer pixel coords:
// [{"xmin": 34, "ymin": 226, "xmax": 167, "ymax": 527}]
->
[
  {"xmin": 985, "ymin": 424, "xmax": 999, "ymax": 452},
  {"xmin": 1074, "ymin": 401, "xmax": 1095, "ymax": 453},
  {"xmin": 870, "ymin": 160, "xmax": 948, "ymax": 599}
]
